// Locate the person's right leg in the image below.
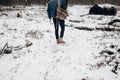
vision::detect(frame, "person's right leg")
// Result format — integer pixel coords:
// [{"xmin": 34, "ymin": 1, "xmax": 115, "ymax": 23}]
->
[
  {"xmin": 60, "ymin": 19, "xmax": 65, "ymax": 38},
  {"xmin": 59, "ymin": 19, "xmax": 65, "ymax": 43}
]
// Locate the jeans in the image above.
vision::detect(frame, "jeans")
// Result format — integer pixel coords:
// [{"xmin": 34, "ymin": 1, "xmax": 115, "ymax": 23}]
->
[{"xmin": 53, "ymin": 18, "xmax": 65, "ymax": 39}]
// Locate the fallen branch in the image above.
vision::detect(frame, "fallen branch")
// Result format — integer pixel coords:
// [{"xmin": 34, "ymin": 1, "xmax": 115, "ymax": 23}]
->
[
  {"xmin": 0, "ymin": 42, "xmax": 8, "ymax": 55},
  {"xmin": 0, "ymin": 42, "xmax": 12, "ymax": 55},
  {"xmin": 108, "ymin": 19, "xmax": 120, "ymax": 25},
  {"xmin": 74, "ymin": 27, "xmax": 120, "ymax": 31}
]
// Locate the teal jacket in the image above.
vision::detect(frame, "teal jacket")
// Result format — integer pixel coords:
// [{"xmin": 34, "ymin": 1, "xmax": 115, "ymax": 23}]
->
[{"xmin": 47, "ymin": 0, "xmax": 68, "ymax": 19}]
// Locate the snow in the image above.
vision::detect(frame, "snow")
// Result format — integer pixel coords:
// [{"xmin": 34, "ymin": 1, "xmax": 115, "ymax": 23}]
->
[{"xmin": 0, "ymin": 5, "xmax": 120, "ymax": 80}]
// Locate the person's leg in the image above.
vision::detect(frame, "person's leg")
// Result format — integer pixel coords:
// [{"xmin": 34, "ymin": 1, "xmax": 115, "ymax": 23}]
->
[
  {"xmin": 53, "ymin": 18, "xmax": 59, "ymax": 39},
  {"xmin": 60, "ymin": 19, "xmax": 65, "ymax": 38},
  {"xmin": 59, "ymin": 19, "xmax": 65, "ymax": 43}
]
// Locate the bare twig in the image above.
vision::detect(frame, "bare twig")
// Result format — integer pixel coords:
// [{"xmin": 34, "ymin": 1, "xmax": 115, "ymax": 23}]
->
[{"xmin": 0, "ymin": 42, "xmax": 8, "ymax": 55}]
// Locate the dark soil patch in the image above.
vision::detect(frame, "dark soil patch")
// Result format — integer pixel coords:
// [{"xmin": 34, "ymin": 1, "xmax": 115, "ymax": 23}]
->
[{"xmin": 97, "ymin": 44, "xmax": 120, "ymax": 74}]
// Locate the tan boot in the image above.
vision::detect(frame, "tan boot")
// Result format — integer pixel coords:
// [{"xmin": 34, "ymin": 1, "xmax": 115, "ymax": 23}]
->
[
  {"xmin": 59, "ymin": 38, "xmax": 65, "ymax": 43},
  {"xmin": 56, "ymin": 39, "xmax": 60, "ymax": 44}
]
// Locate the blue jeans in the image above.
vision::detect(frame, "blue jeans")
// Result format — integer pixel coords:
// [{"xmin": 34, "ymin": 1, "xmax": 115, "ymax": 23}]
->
[{"xmin": 53, "ymin": 18, "xmax": 65, "ymax": 39}]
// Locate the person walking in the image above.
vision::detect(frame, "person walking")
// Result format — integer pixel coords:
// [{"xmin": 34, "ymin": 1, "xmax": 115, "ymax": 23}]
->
[{"xmin": 47, "ymin": 0, "xmax": 68, "ymax": 44}]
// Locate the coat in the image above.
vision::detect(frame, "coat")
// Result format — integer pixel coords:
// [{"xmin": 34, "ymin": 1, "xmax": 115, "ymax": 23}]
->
[{"xmin": 47, "ymin": 0, "xmax": 68, "ymax": 19}]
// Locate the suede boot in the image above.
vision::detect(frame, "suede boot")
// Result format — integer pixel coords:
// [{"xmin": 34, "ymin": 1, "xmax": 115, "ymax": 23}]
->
[
  {"xmin": 59, "ymin": 38, "xmax": 65, "ymax": 43},
  {"xmin": 56, "ymin": 39, "xmax": 60, "ymax": 44}
]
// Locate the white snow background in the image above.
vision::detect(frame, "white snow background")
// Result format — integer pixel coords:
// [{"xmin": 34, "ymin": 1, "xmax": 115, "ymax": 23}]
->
[{"xmin": 0, "ymin": 5, "xmax": 120, "ymax": 80}]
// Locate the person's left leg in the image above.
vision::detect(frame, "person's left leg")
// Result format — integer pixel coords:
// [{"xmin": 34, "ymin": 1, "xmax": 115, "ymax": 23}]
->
[
  {"xmin": 53, "ymin": 18, "xmax": 59, "ymax": 39},
  {"xmin": 53, "ymin": 18, "xmax": 60, "ymax": 44}
]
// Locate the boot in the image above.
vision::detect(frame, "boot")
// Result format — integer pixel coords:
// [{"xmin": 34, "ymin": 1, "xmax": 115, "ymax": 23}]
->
[
  {"xmin": 56, "ymin": 39, "xmax": 60, "ymax": 44},
  {"xmin": 59, "ymin": 38, "xmax": 65, "ymax": 43}
]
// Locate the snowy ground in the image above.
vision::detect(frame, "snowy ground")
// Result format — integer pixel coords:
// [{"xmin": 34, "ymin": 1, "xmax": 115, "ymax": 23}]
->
[{"xmin": 0, "ymin": 5, "xmax": 120, "ymax": 80}]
